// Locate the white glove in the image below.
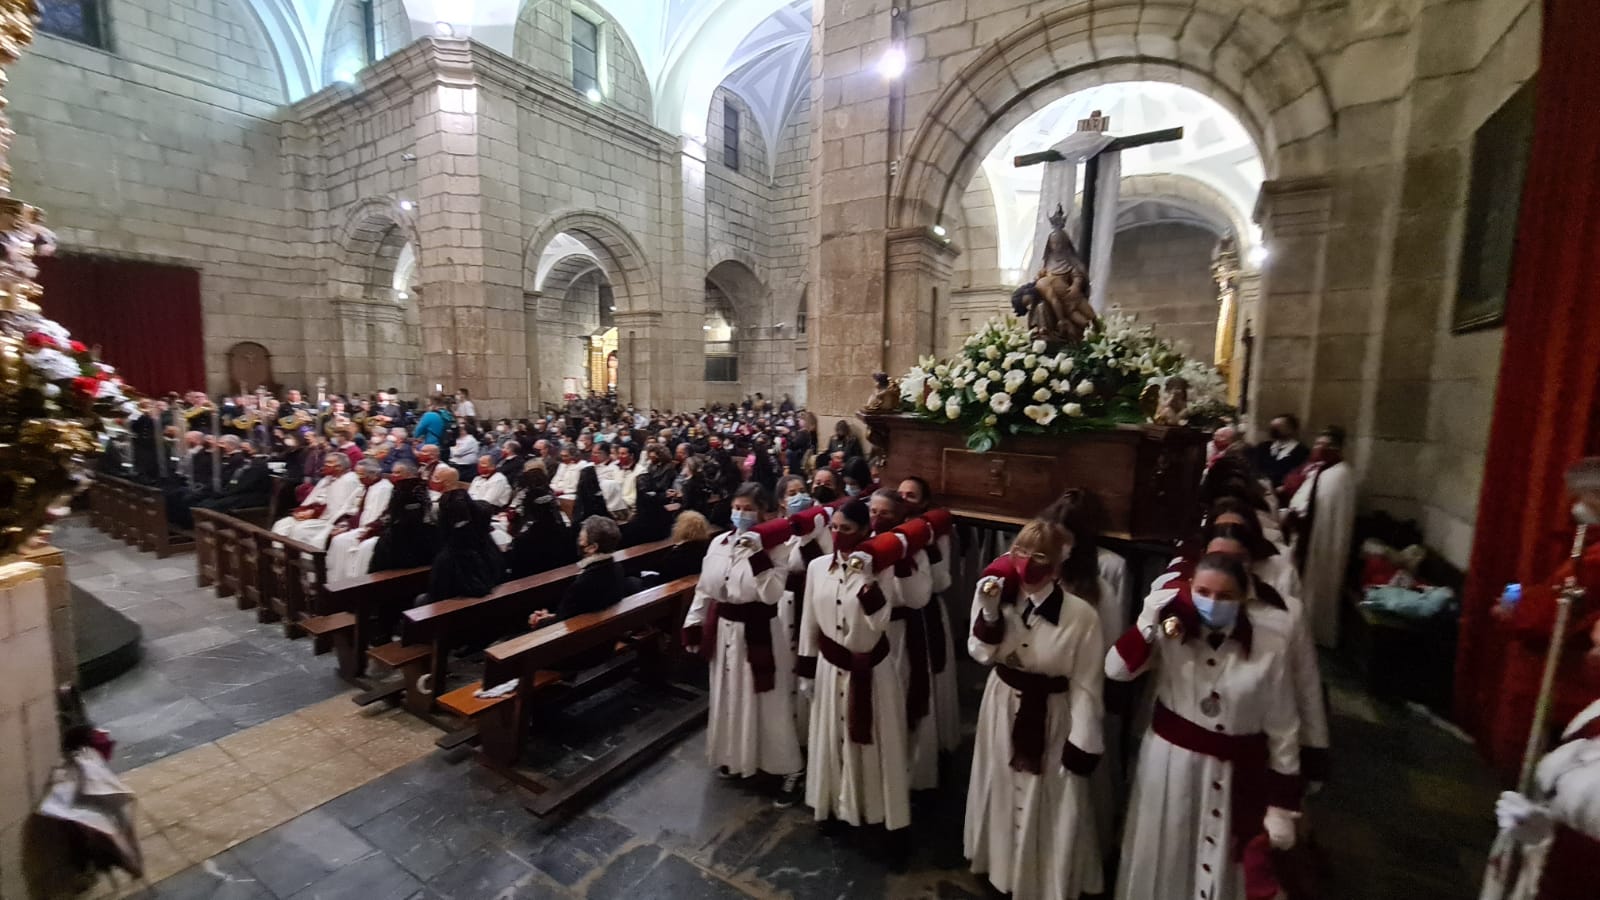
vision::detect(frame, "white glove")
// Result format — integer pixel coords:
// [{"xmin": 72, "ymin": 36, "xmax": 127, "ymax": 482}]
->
[
  {"xmin": 1496, "ymin": 791, "xmax": 1554, "ymax": 845},
  {"xmin": 977, "ymin": 576, "xmax": 1003, "ymax": 617},
  {"xmin": 797, "ymin": 678, "xmax": 813, "ymax": 700},
  {"xmin": 1264, "ymin": 805, "xmax": 1299, "ymax": 850},
  {"xmin": 736, "ymin": 532, "xmax": 759, "ymax": 550}
]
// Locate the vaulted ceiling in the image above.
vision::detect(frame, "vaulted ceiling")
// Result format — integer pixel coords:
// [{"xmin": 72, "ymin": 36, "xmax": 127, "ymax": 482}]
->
[{"xmin": 254, "ymin": 0, "xmax": 812, "ymax": 142}]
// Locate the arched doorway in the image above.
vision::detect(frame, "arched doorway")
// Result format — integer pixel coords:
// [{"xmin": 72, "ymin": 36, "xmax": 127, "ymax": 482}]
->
[
  {"xmin": 331, "ymin": 199, "xmax": 425, "ymax": 398},
  {"xmin": 704, "ymin": 258, "xmax": 768, "ymax": 406}
]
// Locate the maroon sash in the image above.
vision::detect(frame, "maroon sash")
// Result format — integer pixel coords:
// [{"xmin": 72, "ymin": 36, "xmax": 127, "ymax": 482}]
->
[
  {"xmin": 714, "ymin": 600, "xmax": 778, "ymax": 693},
  {"xmin": 924, "ymin": 597, "xmax": 948, "ymax": 674},
  {"xmin": 891, "ymin": 606, "xmax": 932, "ymax": 730},
  {"xmin": 995, "ymin": 665, "xmax": 1070, "ymax": 774},
  {"xmin": 817, "ymin": 633, "xmax": 891, "ymax": 744}
]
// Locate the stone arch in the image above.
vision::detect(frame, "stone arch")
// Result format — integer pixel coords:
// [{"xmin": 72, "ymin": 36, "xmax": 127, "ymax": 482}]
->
[
  {"xmin": 522, "ymin": 209, "xmax": 658, "ymax": 317},
  {"xmin": 893, "ymin": 1, "xmax": 1335, "ymax": 232},
  {"xmin": 539, "ymin": 252, "xmax": 605, "ymax": 301},
  {"xmin": 1113, "ymin": 173, "xmax": 1248, "ymax": 243},
  {"xmin": 704, "ymin": 258, "xmax": 768, "ymax": 399},
  {"xmin": 330, "ymin": 197, "xmax": 423, "ymax": 301},
  {"xmin": 327, "ymin": 197, "xmax": 425, "ymax": 396}
]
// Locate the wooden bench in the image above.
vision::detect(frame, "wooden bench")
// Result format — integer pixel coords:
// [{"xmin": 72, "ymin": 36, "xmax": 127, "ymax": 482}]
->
[
  {"xmin": 365, "ymin": 537, "xmax": 680, "ymax": 718},
  {"xmin": 191, "ymin": 507, "xmax": 331, "ymax": 639},
  {"xmin": 89, "ymin": 474, "xmax": 197, "ymax": 558},
  {"xmin": 301, "ymin": 566, "xmax": 432, "ymax": 680},
  {"xmin": 441, "ymin": 575, "xmax": 706, "ymax": 814}
]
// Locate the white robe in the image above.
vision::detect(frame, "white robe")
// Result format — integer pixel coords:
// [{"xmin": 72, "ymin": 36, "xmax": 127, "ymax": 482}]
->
[
  {"xmin": 271, "ymin": 471, "xmax": 363, "ymax": 549},
  {"xmin": 468, "ymin": 472, "xmax": 512, "ymax": 508},
  {"xmin": 799, "ymin": 553, "xmax": 911, "ymax": 830},
  {"xmin": 928, "ymin": 531, "xmax": 962, "ymax": 754},
  {"xmin": 965, "ymin": 578, "xmax": 1104, "ymax": 900},
  {"xmin": 1288, "ymin": 461, "xmax": 1357, "ymax": 647},
  {"xmin": 885, "ymin": 546, "xmax": 939, "ymax": 791},
  {"xmin": 1108, "ymin": 587, "xmax": 1301, "ymax": 900},
  {"xmin": 779, "ymin": 527, "xmax": 833, "ymax": 744},
  {"xmin": 549, "ymin": 460, "xmax": 590, "ymax": 496},
  {"xmin": 326, "ymin": 479, "xmax": 392, "ymax": 584},
  {"xmin": 685, "ymin": 533, "xmax": 803, "ymax": 777}
]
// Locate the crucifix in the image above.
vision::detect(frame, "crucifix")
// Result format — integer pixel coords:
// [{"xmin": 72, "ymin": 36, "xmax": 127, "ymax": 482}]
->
[{"xmin": 1013, "ymin": 110, "xmax": 1184, "ymax": 310}]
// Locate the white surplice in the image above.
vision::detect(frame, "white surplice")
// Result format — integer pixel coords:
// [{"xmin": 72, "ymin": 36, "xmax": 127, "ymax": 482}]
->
[
  {"xmin": 965, "ymin": 577, "xmax": 1105, "ymax": 900},
  {"xmin": 1288, "ymin": 461, "xmax": 1357, "ymax": 647},
  {"xmin": 685, "ymin": 533, "xmax": 803, "ymax": 778},
  {"xmin": 799, "ymin": 553, "xmax": 911, "ymax": 830},
  {"xmin": 468, "ymin": 472, "xmax": 512, "ymax": 508},
  {"xmin": 1107, "ymin": 587, "xmax": 1301, "ymax": 900},
  {"xmin": 326, "ymin": 478, "xmax": 392, "ymax": 583},
  {"xmin": 272, "ymin": 471, "xmax": 363, "ymax": 549}
]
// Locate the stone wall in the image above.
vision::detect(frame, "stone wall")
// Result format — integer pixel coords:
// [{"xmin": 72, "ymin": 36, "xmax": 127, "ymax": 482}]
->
[{"xmin": 1104, "ymin": 223, "xmax": 1221, "ymax": 361}]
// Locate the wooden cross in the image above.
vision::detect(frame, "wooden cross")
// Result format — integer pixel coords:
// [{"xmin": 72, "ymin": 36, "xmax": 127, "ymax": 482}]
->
[{"xmin": 1013, "ymin": 111, "xmax": 1185, "ymax": 267}]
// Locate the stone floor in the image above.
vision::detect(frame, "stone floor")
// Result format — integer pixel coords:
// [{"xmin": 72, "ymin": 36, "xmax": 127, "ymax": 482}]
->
[{"xmin": 57, "ymin": 518, "xmax": 1503, "ymax": 899}]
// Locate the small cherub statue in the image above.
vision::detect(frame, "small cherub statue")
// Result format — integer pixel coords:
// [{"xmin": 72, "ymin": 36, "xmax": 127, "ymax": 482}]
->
[
  {"xmin": 1153, "ymin": 376, "xmax": 1190, "ymax": 426},
  {"xmin": 862, "ymin": 371, "xmax": 901, "ymax": 414}
]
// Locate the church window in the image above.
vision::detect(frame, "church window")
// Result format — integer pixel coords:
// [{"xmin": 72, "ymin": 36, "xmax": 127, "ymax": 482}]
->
[
  {"xmin": 571, "ymin": 13, "xmax": 600, "ymax": 97},
  {"xmin": 723, "ymin": 101, "xmax": 741, "ymax": 171},
  {"xmin": 38, "ymin": 0, "xmax": 105, "ymax": 49}
]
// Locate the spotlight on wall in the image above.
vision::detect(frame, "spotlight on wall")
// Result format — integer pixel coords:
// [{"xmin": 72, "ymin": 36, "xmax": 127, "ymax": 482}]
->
[
  {"xmin": 1247, "ymin": 244, "xmax": 1269, "ymax": 267},
  {"xmin": 434, "ymin": 21, "xmax": 454, "ymax": 37},
  {"xmin": 334, "ymin": 67, "xmax": 358, "ymax": 85},
  {"xmin": 703, "ymin": 325, "xmax": 712, "ymax": 332},
  {"xmin": 585, "ymin": 87, "xmax": 603, "ymax": 104},
  {"xmin": 878, "ymin": 45, "xmax": 907, "ymax": 79},
  {"xmin": 397, "ymin": 291, "xmax": 409, "ymax": 300},
  {"xmin": 398, "ymin": 199, "xmax": 415, "ymax": 211},
  {"xmin": 609, "ymin": 305, "xmax": 617, "ymax": 312},
  {"xmin": 931, "ymin": 224, "xmax": 947, "ymax": 238}
]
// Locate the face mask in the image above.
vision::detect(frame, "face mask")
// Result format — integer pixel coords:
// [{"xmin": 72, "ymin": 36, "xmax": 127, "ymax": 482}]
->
[
  {"xmin": 829, "ymin": 459, "xmax": 844, "ymax": 472},
  {"xmin": 786, "ymin": 494, "xmax": 814, "ymax": 514},
  {"xmin": 1574, "ymin": 501, "xmax": 1600, "ymax": 526},
  {"xmin": 869, "ymin": 515, "xmax": 896, "ymax": 535},
  {"xmin": 1193, "ymin": 591, "xmax": 1240, "ymax": 630},
  {"xmin": 832, "ymin": 528, "xmax": 865, "ymax": 554},
  {"xmin": 477, "ymin": 467, "xmax": 494, "ymax": 478},
  {"xmin": 730, "ymin": 510, "xmax": 758, "ymax": 533},
  {"xmin": 1020, "ymin": 557, "xmax": 1053, "ymax": 584},
  {"xmin": 844, "ymin": 485, "xmax": 860, "ymax": 497}
]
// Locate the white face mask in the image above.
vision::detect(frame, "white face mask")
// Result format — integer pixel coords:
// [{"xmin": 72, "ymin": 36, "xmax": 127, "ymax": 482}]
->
[{"xmin": 1574, "ymin": 501, "xmax": 1600, "ymax": 526}]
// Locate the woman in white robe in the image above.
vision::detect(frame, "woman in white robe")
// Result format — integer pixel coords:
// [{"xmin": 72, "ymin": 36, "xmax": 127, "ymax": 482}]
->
[
  {"xmin": 683, "ymin": 483, "xmax": 804, "ymax": 789},
  {"xmin": 964, "ymin": 519, "xmax": 1104, "ymax": 900},
  {"xmin": 797, "ymin": 503, "xmax": 911, "ymax": 831},
  {"xmin": 1108, "ymin": 553, "xmax": 1302, "ymax": 900}
]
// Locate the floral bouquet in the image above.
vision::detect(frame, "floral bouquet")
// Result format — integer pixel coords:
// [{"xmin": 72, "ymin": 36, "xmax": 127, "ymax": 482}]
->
[{"xmin": 898, "ymin": 314, "xmax": 1232, "ymax": 452}]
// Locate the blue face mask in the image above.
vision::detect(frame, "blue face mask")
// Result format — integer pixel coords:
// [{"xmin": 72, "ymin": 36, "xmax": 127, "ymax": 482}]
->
[
  {"xmin": 730, "ymin": 510, "xmax": 758, "ymax": 533},
  {"xmin": 844, "ymin": 485, "xmax": 860, "ymax": 497},
  {"xmin": 786, "ymin": 494, "xmax": 814, "ymax": 514},
  {"xmin": 1192, "ymin": 591, "xmax": 1239, "ymax": 630}
]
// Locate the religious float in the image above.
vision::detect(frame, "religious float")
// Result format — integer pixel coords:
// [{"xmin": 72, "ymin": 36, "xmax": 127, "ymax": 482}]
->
[{"xmin": 861, "ymin": 206, "xmax": 1230, "ymax": 543}]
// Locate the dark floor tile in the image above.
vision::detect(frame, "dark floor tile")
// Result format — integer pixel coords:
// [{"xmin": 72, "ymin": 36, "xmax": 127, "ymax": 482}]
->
[
  {"xmin": 230, "ymin": 810, "xmax": 375, "ymax": 898},
  {"xmin": 285, "ymin": 851, "xmax": 421, "ymax": 900},
  {"xmin": 745, "ymin": 822, "xmax": 888, "ymax": 899},
  {"xmin": 202, "ymin": 666, "xmax": 349, "ymax": 729},
  {"xmin": 157, "ymin": 640, "xmax": 298, "ymax": 699},
  {"xmin": 582, "ymin": 843, "xmax": 662, "ymax": 898},
  {"xmin": 130, "ymin": 852, "xmax": 270, "ymax": 900},
  {"xmin": 525, "ymin": 839, "xmax": 596, "ymax": 887},
  {"xmin": 110, "ymin": 712, "xmax": 239, "ymax": 771},
  {"xmin": 548, "ymin": 815, "xmax": 635, "ymax": 860},
  {"xmin": 356, "ymin": 793, "xmax": 493, "ymax": 882},
  {"xmin": 320, "ymin": 766, "xmax": 431, "ymax": 828},
  {"xmin": 424, "ymin": 845, "xmax": 537, "ymax": 899},
  {"xmin": 614, "ymin": 852, "xmax": 755, "ymax": 900}
]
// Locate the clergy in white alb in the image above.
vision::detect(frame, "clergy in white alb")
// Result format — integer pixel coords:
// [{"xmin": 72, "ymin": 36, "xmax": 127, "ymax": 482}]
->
[
  {"xmin": 964, "ymin": 521, "xmax": 1104, "ymax": 900},
  {"xmin": 468, "ymin": 455, "xmax": 512, "ymax": 509},
  {"xmin": 1284, "ymin": 427, "xmax": 1357, "ymax": 647},
  {"xmin": 797, "ymin": 503, "xmax": 912, "ymax": 831},
  {"xmin": 326, "ymin": 460, "xmax": 392, "ymax": 583},
  {"xmin": 682, "ymin": 487, "xmax": 804, "ymax": 784},
  {"xmin": 1108, "ymin": 554, "xmax": 1302, "ymax": 900},
  {"xmin": 271, "ymin": 454, "xmax": 363, "ymax": 549}
]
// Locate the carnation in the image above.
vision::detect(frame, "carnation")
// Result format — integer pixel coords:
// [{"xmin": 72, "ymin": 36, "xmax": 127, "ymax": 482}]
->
[
  {"xmin": 1004, "ymin": 370, "xmax": 1027, "ymax": 392},
  {"xmin": 989, "ymin": 392, "xmax": 1012, "ymax": 414}
]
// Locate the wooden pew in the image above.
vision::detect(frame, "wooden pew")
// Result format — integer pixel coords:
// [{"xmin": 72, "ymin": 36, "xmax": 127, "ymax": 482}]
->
[
  {"xmin": 190, "ymin": 507, "xmax": 330, "ymax": 638},
  {"xmin": 441, "ymin": 573, "xmax": 697, "ymax": 778},
  {"xmin": 90, "ymin": 474, "xmax": 196, "ymax": 558},
  {"xmin": 301, "ymin": 566, "xmax": 432, "ymax": 680},
  {"xmin": 366, "ymin": 537, "xmax": 680, "ymax": 718}
]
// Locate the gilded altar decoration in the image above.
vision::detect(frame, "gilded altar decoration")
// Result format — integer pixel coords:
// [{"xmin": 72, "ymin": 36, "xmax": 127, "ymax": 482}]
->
[
  {"xmin": 897, "ymin": 315, "xmax": 1231, "ymax": 453},
  {"xmin": 0, "ymin": 0, "xmax": 138, "ymax": 554}
]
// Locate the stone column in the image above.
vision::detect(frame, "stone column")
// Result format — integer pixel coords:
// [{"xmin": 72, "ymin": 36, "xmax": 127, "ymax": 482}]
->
[
  {"xmin": 409, "ymin": 39, "xmax": 528, "ymax": 417},
  {"xmin": 1250, "ymin": 176, "xmax": 1333, "ymax": 431},
  {"xmin": 612, "ymin": 310, "xmax": 664, "ymax": 409},
  {"xmin": 885, "ymin": 227, "xmax": 958, "ymax": 372}
]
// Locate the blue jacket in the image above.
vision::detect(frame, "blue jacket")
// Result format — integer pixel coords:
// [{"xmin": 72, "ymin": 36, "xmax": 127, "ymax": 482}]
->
[{"xmin": 414, "ymin": 410, "xmax": 448, "ymax": 447}]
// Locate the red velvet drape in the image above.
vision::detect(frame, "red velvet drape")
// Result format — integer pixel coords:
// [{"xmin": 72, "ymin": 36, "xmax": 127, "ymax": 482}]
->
[
  {"xmin": 1455, "ymin": 0, "xmax": 1600, "ymax": 770},
  {"xmin": 36, "ymin": 255, "xmax": 204, "ymax": 397}
]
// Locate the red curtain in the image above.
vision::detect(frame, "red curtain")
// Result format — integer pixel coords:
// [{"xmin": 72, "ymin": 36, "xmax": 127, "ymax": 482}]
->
[
  {"xmin": 1455, "ymin": 0, "xmax": 1600, "ymax": 768},
  {"xmin": 36, "ymin": 255, "xmax": 204, "ymax": 397}
]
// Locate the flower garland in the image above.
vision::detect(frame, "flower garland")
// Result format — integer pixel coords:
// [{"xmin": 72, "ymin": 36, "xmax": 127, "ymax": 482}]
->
[{"xmin": 898, "ymin": 314, "xmax": 1232, "ymax": 452}]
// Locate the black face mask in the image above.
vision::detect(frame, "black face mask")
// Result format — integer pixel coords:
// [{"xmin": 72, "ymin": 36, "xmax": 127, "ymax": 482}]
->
[{"xmin": 1268, "ymin": 428, "xmax": 1286, "ymax": 441}]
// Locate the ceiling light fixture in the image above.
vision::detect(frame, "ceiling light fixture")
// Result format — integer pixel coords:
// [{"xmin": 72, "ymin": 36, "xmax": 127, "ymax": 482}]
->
[
  {"xmin": 931, "ymin": 224, "xmax": 947, "ymax": 238},
  {"xmin": 434, "ymin": 21, "xmax": 454, "ymax": 37}
]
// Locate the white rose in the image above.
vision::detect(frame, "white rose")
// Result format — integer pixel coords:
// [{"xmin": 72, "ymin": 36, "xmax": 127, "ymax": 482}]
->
[
  {"xmin": 1032, "ymin": 386, "xmax": 1051, "ymax": 402},
  {"xmin": 1004, "ymin": 370, "xmax": 1027, "ymax": 392},
  {"xmin": 1032, "ymin": 367, "xmax": 1049, "ymax": 384},
  {"xmin": 934, "ymin": 364, "xmax": 949, "ymax": 377},
  {"xmin": 985, "ymin": 345, "xmax": 1001, "ymax": 360},
  {"xmin": 1023, "ymin": 404, "xmax": 1042, "ymax": 422},
  {"xmin": 945, "ymin": 399, "xmax": 961, "ymax": 420},
  {"xmin": 1032, "ymin": 340, "xmax": 1047, "ymax": 354},
  {"xmin": 1057, "ymin": 357, "xmax": 1075, "ymax": 374},
  {"xmin": 977, "ymin": 361, "xmax": 991, "ymax": 374},
  {"xmin": 1049, "ymin": 379, "xmax": 1065, "ymax": 393},
  {"xmin": 988, "ymin": 370, "xmax": 1002, "ymax": 383},
  {"xmin": 1024, "ymin": 354, "xmax": 1038, "ymax": 369},
  {"xmin": 1064, "ymin": 402, "xmax": 1084, "ymax": 417},
  {"xmin": 989, "ymin": 393, "xmax": 1012, "ymax": 414},
  {"xmin": 975, "ymin": 383, "xmax": 989, "ymax": 402},
  {"xmin": 1075, "ymin": 380, "xmax": 1096, "ymax": 397},
  {"xmin": 1036, "ymin": 404, "xmax": 1058, "ymax": 426},
  {"xmin": 925, "ymin": 392, "xmax": 943, "ymax": 412}
]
